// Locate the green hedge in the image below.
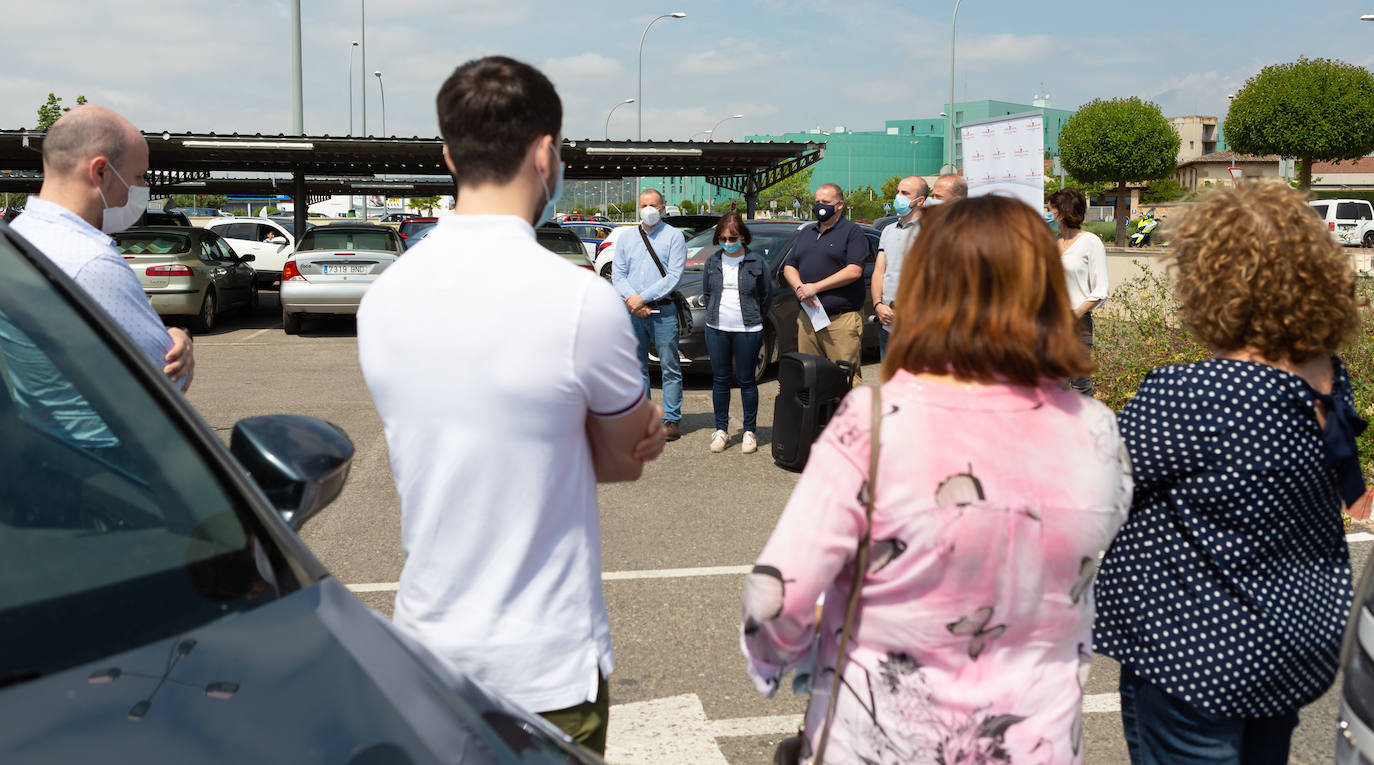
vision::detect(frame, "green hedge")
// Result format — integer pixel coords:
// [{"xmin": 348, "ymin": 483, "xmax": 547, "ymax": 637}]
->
[{"xmin": 1312, "ymin": 190, "xmax": 1374, "ymax": 205}]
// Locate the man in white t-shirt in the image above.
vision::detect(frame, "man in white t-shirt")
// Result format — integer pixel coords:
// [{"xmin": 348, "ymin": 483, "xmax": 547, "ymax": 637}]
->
[{"xmin": 356, "ymin": 56, "xmax": 665, "ymax": 755}]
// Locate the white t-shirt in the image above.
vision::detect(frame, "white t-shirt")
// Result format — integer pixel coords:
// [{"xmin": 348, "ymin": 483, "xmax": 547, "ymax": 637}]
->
[
  {"xmin": 356, "ymin": 214, "xmax": 644, "ymax": 713},
  {"xmin": 709, "ymin": 253, "xmax": 762, "ymax": 333},
  {"xmin": 1060, "ymin": 231, "xmax": 1110, "ymax": 311}
]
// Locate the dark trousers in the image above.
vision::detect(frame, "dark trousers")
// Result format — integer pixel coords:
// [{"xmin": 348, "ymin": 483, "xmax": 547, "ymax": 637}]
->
[
  {"xmin": 1119, "ymin": 666, "xmax": 1298, "ymax": 765},
  {"xmin": 704, "ymin": 326, "xmax": 764, "ymax": 432},
  {"xmin": 1070, "ymin": 313, "xmax": 1094, "ymax": 396},
  {"xmin": 539, "ymin": 673, "xmax": 609, "ymax": 755}
]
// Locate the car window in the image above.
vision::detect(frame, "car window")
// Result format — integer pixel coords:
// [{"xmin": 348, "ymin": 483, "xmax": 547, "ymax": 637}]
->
[
  {"xmin": 683, "ymin": 227, "xmax": 796, "ymax": 271},
  {"xmin": 1311, "ymin": 204, "xmax": 1329, "ymax": 220},
  {"xmin": 112, "ymin": 232, "xmax": 193, "ymax": 255},
  {"xmin": 217, "ymin": 223, "xmax": 256, "ymax": 240},
  {"xmin": 0, "ymin": 235, "xmax": 295, "ymax": 685},
  {"xmin": 298, "ymin": 229, "xmax": 400, "ymax": 253},
  {"xmin": 535, "ymin": 229, "xmax": 585, "ymax": 256},
  {"xmin": 200, "ymin": 240, "xmax": 219, "ymax": 263},
  {"xmin": 1337, "ymin": 202, "xmax": 1364, "ymax": 220},
  {"xmin": 213, "ymin": 236, "xmax": 239, "ymax": 263}
]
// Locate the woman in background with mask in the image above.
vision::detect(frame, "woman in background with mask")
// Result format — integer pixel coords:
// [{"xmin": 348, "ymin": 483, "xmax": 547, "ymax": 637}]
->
[
  {"xmin": 1047, "ymin": 187, "xmax": 1108, "ymax": 396},
  {"xmin": 699, "ymin": 212, "xmax": 770, "ymax": 454}
]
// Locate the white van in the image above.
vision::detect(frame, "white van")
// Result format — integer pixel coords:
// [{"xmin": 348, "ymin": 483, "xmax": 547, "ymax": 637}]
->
[
  {"xmin": 203, "ymin": 217, "xmax": 308, "ymax": 286},
  {"xmin": 1309, "ymin": 199, "xmax": 1374, "ymax": 247}
]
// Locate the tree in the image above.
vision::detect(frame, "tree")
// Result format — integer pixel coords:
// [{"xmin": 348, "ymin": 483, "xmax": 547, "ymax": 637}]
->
[
  {"xmin": 759, "ymin": 167, "xmax": 814, "ymax": 215},
  {"xmin": 408, "ymin": 196, "xmax": 442, "ymax": 215},
  {"xmin": 678, "ymin": 199, "xmax": 698, "ymax": 215},
  {"xmin": 169, "ymin": 194, "xmax": 228, "ymax": 210},
  {"xmin": 1043, "ymin": 174, "xmax": 1114, "ymax": 203},
  {"xmin": 1058, "ymin": 97, "xmax": 1179, "ymax": 245},
  {"xmin": 880, "ymin": 174, "xmax": 902, "ymax": 200},
  {"xmin": 1225, "ymin": 57, "xmax": 1374, "ymax": 191},
  {"xmin": 35, "ymin": 93, "xmax": 88, "ymax": 131},
  {"xmin": 843, "ymin": 184, "xmax": 885, "ymax": 222}
]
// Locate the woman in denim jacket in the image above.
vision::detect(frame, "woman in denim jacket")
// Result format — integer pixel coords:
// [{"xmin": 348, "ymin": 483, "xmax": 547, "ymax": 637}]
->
[{"xmin": 700, "ymin": 212, "xmax": 771, "ymax": 454}]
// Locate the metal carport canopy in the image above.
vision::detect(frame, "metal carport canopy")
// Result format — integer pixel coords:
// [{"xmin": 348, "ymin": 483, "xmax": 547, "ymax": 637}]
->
[{"xmin": 0, "ymin": 131, "xmax": 825, "ymax": 215}]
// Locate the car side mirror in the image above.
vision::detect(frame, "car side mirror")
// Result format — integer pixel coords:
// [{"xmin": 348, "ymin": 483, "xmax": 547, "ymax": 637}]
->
[
  {"xmin": 239, "ymin": 254, "xmax": 256, "ymax": 263},
  {"xmin": 267, "ymin": 236, "xmax": 288, "ymax": 246},
  {"xmin": 229, "ymin": 415, "xmax": 354, "ymax": 531}
]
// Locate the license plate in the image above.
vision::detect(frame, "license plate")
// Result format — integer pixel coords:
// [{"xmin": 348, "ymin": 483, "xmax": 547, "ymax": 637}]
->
[{"xmin": 322, "ymin": 265, "xmax": 368, "ymax": 275}]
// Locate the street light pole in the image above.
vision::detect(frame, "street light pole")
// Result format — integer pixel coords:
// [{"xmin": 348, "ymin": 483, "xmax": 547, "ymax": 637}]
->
[
  {"xmin": 709, "ymin": 113, "xmax": 743, "ymax": 142},
  {"xmin": 605, "ymin": 98, "xmax": 635, "ymax": 140},
  {"xmin": 291, "ymin": 0, "xmax": 303, "ymax": 134},
  {"xmin": 946, "ymin": 0, "xmax": 965, "ymax": 174},
  {"xmin": 910, "ymin": 140, "xmax": 920, "ymax": 176},
  {"xmin": 360, "ymin": 0, "xmax": 367, "ymax": 221},
  {"xmin": 690, "ymin": 130, "xmax": 712, "ymax": 141},
  {"xmin": 605, "ymin": 98, "xmax": 635, "ymax": 216},
  {"xmin": 821, "ymin": 131, "xmax": 853, "ymax": 192},
  {"xmin": 637, "ymin": 12, "xmax": 686, "ymax": 142},
  {"xmin": 348, "ymin": 41, "xmax": 359, "ymax": 136},
  {"xmin": 375, "ymin": 71, "xmax": 386, "ymax": 137}
]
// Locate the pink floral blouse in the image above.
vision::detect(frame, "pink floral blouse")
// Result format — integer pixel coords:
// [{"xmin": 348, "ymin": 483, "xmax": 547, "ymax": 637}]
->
[{"xmin": 742, "ymin": 372, "xmax": 1132, "ymax": 765}]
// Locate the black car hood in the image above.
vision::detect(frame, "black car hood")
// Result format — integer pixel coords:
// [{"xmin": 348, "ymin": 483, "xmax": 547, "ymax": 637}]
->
[{"xmin": 0, "ymin": 578, "xmax": 582, "ymax": 764}]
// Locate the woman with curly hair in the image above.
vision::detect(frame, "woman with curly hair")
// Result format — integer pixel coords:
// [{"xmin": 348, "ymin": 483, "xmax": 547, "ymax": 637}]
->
[{"xmin": 1094, "ymin": 183, "xmax": 1366, "ymax": 764}]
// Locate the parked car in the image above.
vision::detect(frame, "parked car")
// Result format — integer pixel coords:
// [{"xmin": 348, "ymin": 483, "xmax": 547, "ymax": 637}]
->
[
  {"xmin": 0, "ymin": 220, "xmax": 602, "ymax": 765},
  {"xmin": 177, "ymin": 207, "xmax": 224, "ymax": 218},
  {"xmin": 381, "ymin": 212, "xmax": 420, "ymax": 222},
  {"xmin": 112, "ymin": 226, "xmax": 258, "ymax": 332},
  {"xmin": 592, "ymin": 214, "xmax": 612, "ymax": 224},
  {"xmin": 559, "ymin": 213, "xmax": 596, "ymax": 223},
  {"xmin": 561, "ymin": 222, "xmax": 616, "ymax": 258},
  {"xmin": 658, "ymin": 219, "xmax": 882, "ymax": 378},
  {"xmin": 536, "ymin": 221, "xmax": 595, "ymax": 270},
  {"xmin": 280, "ymin": 224, "xmax": 404, "ymax": 334},
  {"xmin": 204, "ymin": 217, "xmax": 312, "ymax": 288},
  {"xmin": 135, "ymin": 209, "xmax": 191, "ymax": 227},
  {"xmin": 872, "ymin": 214, "xmax": 899, "ymax": 230},
  {"xmin": 591, "ymin": 215, "xmax": 719, "ymax": 279},
  {"xmin": 1310, "ymin": 199, "xmax": 1374, "ymax": 247},
  {"xmin": 398, "ymin": 217, "xmax": 439, "ymax": 247}
]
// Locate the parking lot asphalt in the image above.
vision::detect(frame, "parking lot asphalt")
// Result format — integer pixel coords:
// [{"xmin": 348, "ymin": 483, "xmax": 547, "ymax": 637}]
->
[{"xmin": 186, "ymin": 294, "xmax": 1368, "ymax": 765}]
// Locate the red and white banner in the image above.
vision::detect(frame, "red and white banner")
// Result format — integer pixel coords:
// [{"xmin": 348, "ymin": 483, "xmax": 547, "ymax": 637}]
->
[{"xmin": 960, "ymin": 111, "xmax": 1044, "ymax": 212}]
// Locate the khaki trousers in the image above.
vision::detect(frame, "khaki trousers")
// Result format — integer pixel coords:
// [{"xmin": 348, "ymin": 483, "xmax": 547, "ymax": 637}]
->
[
  {"xmin": 797, "ymin": 309, "xmax": 863, "ymax": 386},
  {"xmin": 540, "ymin": 673, "xmax": 609, "ymax": 755}
]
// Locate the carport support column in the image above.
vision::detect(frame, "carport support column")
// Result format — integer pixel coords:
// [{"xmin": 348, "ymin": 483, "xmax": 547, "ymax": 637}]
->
[
  {"xmin": 292, "ymin": 171, "xmax": 307, "ymax": 240},
  {"xmin": 744, "ymin": 175, "xmax": 760, "ymax": 219}
]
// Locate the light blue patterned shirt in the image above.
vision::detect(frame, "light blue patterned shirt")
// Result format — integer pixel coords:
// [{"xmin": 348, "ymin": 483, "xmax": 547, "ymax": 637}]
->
[
  {"xmin": 611, "ymin": 222, "xmax": 686, "ymax": 303},
  {"xmin": 12, "ymin": 198, "xmax": 173, "ymax": 369}
]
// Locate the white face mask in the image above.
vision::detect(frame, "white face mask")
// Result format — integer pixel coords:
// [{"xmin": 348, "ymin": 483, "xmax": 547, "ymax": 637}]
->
[
  {"xmin": 98, "ymin": 164, "xmax": 149, "ymax": 234},
  {"xmin": 640, "ymin": 205, "xmax": 662, "ymax": 227},
  {"xmin": 922, "ymin": 197, "xmax": 943, "ymax": 208}
]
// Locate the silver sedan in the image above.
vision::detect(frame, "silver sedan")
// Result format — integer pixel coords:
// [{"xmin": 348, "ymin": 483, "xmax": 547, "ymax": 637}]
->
[{"xmin": 280, "ymin": 224, "xmax": 403, "ymax": 334}]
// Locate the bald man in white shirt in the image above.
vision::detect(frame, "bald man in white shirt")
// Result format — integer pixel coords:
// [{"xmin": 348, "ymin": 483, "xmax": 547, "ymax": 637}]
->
[{"xmin": 12, "ymin": 105, "xmax": 193, "ymax": 389}]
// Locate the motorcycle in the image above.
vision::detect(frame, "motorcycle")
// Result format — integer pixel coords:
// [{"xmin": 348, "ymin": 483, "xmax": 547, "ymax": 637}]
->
[{"xmin": 1129, "ymin": 209, "xmax": 1158, "ymax": 248}]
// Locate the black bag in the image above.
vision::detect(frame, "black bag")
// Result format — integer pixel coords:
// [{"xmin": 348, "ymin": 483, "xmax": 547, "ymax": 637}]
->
[
  {"xmin": 772, "ymin": 387, "xmax": 883, "ymax": 765},
  {"xmin": 772, "ymin": 352, "xmax": 856, "ymax": 472},
  {"xmin": 638, "ymin": 227, "xmax": 692, "ymax": 337}
]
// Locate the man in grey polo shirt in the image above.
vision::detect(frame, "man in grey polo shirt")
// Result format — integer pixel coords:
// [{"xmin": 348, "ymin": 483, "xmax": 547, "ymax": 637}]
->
[{"xmin": 871, "ymin": 175, "xmax": 929, "ymax": 359}]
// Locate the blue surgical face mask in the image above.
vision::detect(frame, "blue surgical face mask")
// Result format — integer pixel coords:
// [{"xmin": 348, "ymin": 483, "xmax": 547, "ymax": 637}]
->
[
  {"xmin": 537, "ymin": 143, "xmax": 564, "ymax": 224},
  {"xmin": 893, "ymin": 195, "xmax": 913, "ymax": 216},
  {"xmin": 722, "ymin": 241, "xmax": 742, "ymax": 254},
  {"xmin": 1043, "ymin": 211, "xmax": 1056, "ymax": 223}
]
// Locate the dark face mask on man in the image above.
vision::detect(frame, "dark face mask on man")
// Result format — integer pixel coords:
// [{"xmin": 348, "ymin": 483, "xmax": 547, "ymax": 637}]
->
[{"xmin": 813, "ymin": 201, "xmax": 838, "ymax": 221}]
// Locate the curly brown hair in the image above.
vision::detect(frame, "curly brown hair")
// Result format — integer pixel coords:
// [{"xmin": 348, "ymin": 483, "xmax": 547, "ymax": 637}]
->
[{"xmin": 1170, "ymin": 183, "xmax": 1358, "ymax": 362}]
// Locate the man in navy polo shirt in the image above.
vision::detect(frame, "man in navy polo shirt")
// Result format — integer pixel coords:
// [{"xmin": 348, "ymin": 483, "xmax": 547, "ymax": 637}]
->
[{"xmin": 782, "ymin": 183, "xmax": 869, "ymax": 385}]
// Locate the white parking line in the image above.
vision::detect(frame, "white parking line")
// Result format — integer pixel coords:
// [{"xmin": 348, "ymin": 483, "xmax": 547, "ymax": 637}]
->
[{"xmin": 239, "ymin": 327, "xmax": 275, "ymax": 342}]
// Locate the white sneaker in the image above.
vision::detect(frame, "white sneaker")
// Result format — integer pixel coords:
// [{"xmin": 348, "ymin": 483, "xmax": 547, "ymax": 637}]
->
[
  {"xmin": 742, "ymin": 431, "xmax": 758, "ymax": 454},
  {"xmin": 710, "ymin": 430, "xmax": 728, "ymax": 453}
]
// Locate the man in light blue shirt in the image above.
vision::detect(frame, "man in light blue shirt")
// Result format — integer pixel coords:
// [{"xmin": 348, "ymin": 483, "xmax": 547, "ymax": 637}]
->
[{"xmin": 611, "ymin": 188, "xmax": 686, "ymax": 440}]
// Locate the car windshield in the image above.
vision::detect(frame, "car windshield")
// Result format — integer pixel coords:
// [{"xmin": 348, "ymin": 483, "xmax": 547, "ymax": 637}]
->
[
  {"xmin": 298, "ymin": 229, "xmax": 399, "ymax": 252},
  {"xmin": 683, "ymin": 226, "xmax": 796, "ymax": 271},
  {"xmin": 0, "ymin": 230, "xmax": 297, "ymax": 687},
  {"xmin": 536, "ymin": 230, "xmax": 586, "ymax": 257},
  {"xmin": 113, "ymin": 232, "xmax": 194, "ymax": 255},
  {"xmin": 563, "ymin": 224, "xmax": 613, "ymax": 240}
]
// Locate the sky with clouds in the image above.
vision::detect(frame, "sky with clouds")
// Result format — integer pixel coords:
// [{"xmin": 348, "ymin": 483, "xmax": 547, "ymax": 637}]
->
[{"xmin": 4, "ymin": 0, "xmax": 1374, "ymax": 142}]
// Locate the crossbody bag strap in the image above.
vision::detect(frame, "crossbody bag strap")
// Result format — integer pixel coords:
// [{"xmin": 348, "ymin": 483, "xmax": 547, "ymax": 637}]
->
[
  {"xmin": 638, "ymin": 226, "xmax": 668, "ymax": 278},
  {"xmin": 812, "ymin": 387, "xmax": 882, "ymax": 765}
]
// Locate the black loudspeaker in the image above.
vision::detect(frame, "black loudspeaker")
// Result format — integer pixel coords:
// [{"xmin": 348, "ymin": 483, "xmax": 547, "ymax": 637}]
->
[{"xmin": 771, "ymin": 352, "xmax": 855, "ymax": 472}]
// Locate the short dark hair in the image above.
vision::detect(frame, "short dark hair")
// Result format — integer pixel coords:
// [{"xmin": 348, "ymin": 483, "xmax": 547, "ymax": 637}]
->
[
  {"xmin": 435, "ymin": 56, "xmax": 562, "ymax": 188},
  {"xmin": 1048, "ymin": 187, "xmax": 1087, "ymax": 227},
  {"xmin": 712, "ymin": 212, "xmax": 752, "ymax": 245}
]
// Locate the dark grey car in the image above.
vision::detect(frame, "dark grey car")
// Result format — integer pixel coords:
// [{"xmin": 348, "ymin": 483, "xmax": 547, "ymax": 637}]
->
[{"xmin": 0, "ymin": 221, "xmax": 601, "ymax": 764}]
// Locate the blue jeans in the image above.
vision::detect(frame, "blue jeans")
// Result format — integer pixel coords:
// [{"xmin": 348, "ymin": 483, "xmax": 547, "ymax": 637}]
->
[
  {"xmin": 1119, "ymin": 666, "xmax": 1298, "ymax": 765},
  {"xmin": 631, "ymin": 304, "xmax": 682, "ymax": 423},
  {"xmin": 704, "ymin": 326, "xmax": 763, "ymax": 432},
  {"xmin": 878, "ymin": 327, "xmax": 890, "ymax": 361}
]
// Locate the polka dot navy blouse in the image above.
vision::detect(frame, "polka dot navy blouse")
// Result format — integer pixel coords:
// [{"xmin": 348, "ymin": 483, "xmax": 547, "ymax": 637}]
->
[{"xmin": 1094, "ymin": 357, "xmax": 1355, "ymax": 718}]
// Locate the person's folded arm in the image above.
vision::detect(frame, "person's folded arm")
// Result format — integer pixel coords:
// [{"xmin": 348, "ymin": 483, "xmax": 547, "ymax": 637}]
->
[
  {"xmin": 587, "ymin": 398, "xmax": 660, "ymax": 483},
  {"xmin": 811, "ymin": 263, "xmax": 863, "ymax": 292},
  {"xmin": 576, "ymin": 278, "xmax": 661, "ymax": 481}
]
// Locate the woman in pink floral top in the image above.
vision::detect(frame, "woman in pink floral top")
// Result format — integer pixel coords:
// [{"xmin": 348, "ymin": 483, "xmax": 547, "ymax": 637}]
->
[{"xmin": 742, "ymin": 196, "xmax": 1133, "ymax": 765}]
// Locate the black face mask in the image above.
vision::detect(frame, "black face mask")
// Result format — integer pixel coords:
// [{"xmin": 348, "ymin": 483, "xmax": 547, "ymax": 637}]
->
[{"xmin": 813, "ymin": 202, "xmax": 836, "ymax": 221}]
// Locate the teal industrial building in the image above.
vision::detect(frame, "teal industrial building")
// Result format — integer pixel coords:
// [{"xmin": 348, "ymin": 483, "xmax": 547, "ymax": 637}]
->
[{"xmin": 636, "ymin": 98, "xmax": 1078, "ymax": 212}]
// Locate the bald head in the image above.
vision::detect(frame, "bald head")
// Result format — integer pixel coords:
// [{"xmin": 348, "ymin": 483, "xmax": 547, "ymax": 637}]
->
[
  {"xmin": 898, "ymin": 175, "xmax": 929, "ymax": 200},
  {"xmin": 42, "ymin": 105, "xmax": 143, "ymax": 177},
  {"xmin": 930, "ymin": 173, "xmax": 967, "ymax": 203}
]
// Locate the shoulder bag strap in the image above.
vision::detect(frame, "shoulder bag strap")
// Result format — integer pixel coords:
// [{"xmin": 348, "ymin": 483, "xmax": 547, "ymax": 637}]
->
[
  {"xmin": 638, "ymin": 226, "xmax": 668, "ymax": 278},
  {"xmin": 812, "ymin": 387, "xmax": 881, "ymax": 765}
]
